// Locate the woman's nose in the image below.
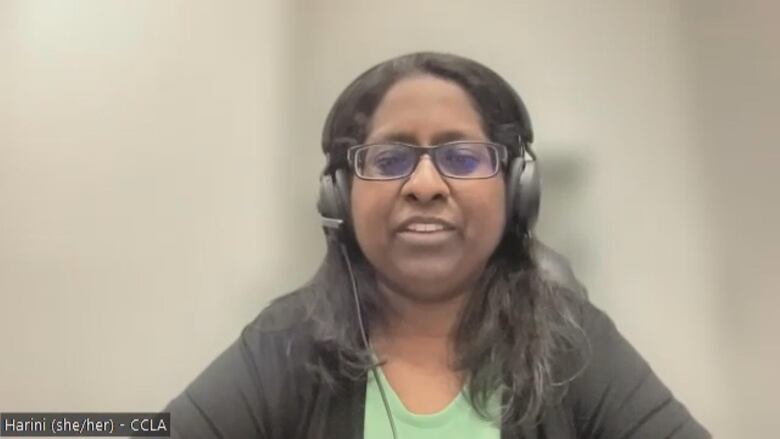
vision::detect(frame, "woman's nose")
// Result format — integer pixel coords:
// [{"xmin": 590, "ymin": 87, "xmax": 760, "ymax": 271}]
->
[{"xmin": 400, "ymin": 155, "xmax": 451, "ymax": 203}]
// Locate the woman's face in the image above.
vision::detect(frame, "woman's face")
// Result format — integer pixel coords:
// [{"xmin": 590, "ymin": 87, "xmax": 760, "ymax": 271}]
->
[{"xmin": 350, "ymin": 75, "xmax": 506, "ymax": 302}]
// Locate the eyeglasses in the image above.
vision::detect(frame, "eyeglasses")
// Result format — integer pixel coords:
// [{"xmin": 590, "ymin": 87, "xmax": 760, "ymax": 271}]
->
[{"xmin": 347, "ymin": 141, "xmax": 509, "ymax": 180}]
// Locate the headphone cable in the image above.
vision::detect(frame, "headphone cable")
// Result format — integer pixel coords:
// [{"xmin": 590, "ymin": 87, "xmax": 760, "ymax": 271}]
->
[{"xmin": 339, "ymin": 242, "xmax": 400, "ymax": 439}]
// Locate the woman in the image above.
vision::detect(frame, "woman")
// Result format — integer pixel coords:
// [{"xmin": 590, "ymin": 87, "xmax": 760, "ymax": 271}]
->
[{"xmin": 161, "ymin": 52, "xmax": 710, "ymax": 438}]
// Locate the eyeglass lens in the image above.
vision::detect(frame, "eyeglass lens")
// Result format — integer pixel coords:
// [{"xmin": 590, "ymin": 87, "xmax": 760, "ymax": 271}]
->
[{"xmin": 355, "ymin": 143, "xmax": 499, "ymax": 179}]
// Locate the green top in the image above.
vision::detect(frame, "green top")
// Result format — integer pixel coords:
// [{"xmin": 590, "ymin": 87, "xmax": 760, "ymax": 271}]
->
[{"xmin": 363, "ymin": 361, "xmax": 501, "ymax": 439}]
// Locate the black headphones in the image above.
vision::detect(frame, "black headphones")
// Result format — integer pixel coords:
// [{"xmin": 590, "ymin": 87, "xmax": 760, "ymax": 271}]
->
[{"xmin": 317, "ymin": 95, "xmax": 540, "ymax": 241}]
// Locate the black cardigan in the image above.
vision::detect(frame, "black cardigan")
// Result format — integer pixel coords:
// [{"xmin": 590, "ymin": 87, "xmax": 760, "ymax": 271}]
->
[{"xmin": 158, "ymin": 284, "xmax": 711, "ymax": 439}]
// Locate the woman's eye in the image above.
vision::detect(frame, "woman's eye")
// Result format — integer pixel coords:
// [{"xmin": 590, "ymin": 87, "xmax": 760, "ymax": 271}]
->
[
  {"xmin": 443, "ymin": 150, "xmax": 480, "ymax": 173},
  {"xmin": 373, "ymin": 151, "xmax": 412, "ymax": 174},
  {"xmin": 376, "ymin": 155, "xmax": 401, "ymax": 167}
]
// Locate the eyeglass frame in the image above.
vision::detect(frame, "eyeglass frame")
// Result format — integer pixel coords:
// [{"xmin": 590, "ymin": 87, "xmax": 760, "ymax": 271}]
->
[{"xmin": 345, "ymin": 140, "xmax": 511, "ymax": 181}]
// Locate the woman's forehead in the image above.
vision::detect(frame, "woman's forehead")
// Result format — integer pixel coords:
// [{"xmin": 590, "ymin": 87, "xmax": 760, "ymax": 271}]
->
[{"xmin": 365, "ymin": 75, "xmax": 487, "ymax": 144}]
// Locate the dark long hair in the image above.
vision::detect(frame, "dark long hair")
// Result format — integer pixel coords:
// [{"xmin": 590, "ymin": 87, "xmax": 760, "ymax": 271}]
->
[{"xmin": 300, "ymin": 52, "xmax": 590, "ymax": 431}]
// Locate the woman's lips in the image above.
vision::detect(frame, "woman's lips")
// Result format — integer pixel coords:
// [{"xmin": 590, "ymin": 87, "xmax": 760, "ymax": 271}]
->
[
  {"xmin": 396, "ymin": 228, "xmax": 457, "ymax": 246},
  {"xmin": 403, "ymin": 223, "xmax": 448, "ymax": 232},
  {"xmin": 396, "ymin": 216, "xmax": 456, "ymax": 233}
]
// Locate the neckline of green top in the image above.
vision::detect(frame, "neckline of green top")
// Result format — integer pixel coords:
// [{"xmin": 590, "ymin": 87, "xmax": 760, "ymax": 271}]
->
[{"xmin": 368, "ymin": 351, "xmax": 470, "ymax": 429}]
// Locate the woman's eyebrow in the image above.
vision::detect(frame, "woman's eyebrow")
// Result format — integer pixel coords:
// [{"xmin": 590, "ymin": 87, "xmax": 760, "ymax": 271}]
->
[
  {"xmin": 371, "ymin": 130, "xmax": 473, "ymax": 145},
  {"xmin": 431, "ymin": 130, "xmax": 472, "ymax": 144},
  {"xmin": 374, "ymin": 132, "xmax": 418, "ymax": 144}
]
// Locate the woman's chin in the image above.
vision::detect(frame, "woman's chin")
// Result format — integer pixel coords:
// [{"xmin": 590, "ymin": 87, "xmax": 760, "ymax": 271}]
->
[{"xmin": 391, "ymin": 262, "xmax": 473, "ymax": 299}]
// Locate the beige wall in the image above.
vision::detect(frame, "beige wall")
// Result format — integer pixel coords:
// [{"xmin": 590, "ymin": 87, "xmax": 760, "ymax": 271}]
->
[
  {"xmin": 2, "ymin": 1, "xmax": 776, "ymax": 436},
  {"xmin": 0, "ymin": 0, "xmax": 296, "ymax": 411},
  {"xmin": 681, "ymin": 1, "xmax": 780, "ymax": 435}
]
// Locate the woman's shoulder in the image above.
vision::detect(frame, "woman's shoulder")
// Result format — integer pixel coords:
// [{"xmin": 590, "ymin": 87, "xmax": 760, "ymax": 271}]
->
[
  {"xmin": 237, "ymin": 285, "xmax": 322, "ymax": 367},
  {"xmin": 561, "ymin": 299, "xmax": 712, "ymax": 437},
  {"xmin": 532, "ymin": 239, "xmax": 589, "ymax": 301},
  {"xmin": 162, "ymin": 287, "xmax": 322, "ymax": 438},
  {"xmin": 246, "ymin": 286, "xmax": 317, "ymax": 333}
]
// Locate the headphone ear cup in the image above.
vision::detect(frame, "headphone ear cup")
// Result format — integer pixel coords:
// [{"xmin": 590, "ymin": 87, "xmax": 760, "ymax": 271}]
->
[
  {"xmin": 517, "ymin": 157, "xmax": 541, "ymax": 231},
  {"xmin": 317, "ymin": 168, "xmax": 351, "ymax": 228},
  {"xmin": 333, "ymin": 168, "xmax": 351, "ymax": 228},
  {"xmin": 506, "ymin": 154, "xmax": 541, "ymax": 232},
  {"xmin": 505, "ymin": 157, "xmax": 523, "ymax": 226},
  {"xmin": 317, "ymin": 172, "xmax": 339, "ymax": 220}
]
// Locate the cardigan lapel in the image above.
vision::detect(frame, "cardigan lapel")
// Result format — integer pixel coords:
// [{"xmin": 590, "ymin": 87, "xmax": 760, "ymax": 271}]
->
[{"xmin": 319, "ymin": 375, "xmax": 367, "ymax": 439}]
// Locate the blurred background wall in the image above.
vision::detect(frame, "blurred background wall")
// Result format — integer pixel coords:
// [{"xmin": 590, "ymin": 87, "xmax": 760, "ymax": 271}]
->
[{"xmin": 1, "ymin": 1, "xmax": 777, "ymax": 437}]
